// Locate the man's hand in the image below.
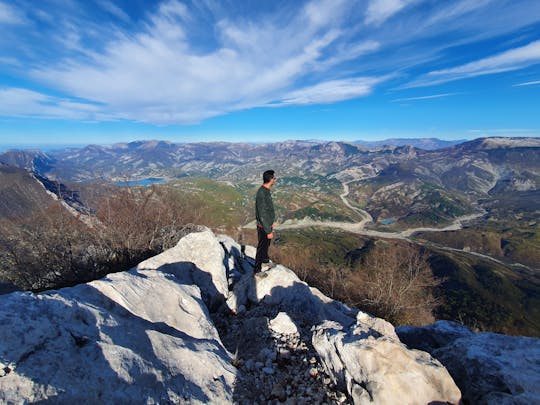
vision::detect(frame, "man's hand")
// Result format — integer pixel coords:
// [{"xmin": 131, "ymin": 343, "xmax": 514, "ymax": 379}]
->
[{"xmin": 267, "ymin": 232, "xmax": 274, "ymax": 239}]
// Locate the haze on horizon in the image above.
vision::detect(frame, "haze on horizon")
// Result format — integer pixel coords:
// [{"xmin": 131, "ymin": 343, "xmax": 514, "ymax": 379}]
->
[{"xmin": 0, "ymin": 0, "xmax": 539, "ymax": 147}]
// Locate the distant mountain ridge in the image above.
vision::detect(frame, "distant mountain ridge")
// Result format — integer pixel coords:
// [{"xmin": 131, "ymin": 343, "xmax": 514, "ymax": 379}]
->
[
  {"xmin": 1, "ymin": 137, "xmax": 539, "ymax": 339},
  {"xmin": 1, "ymin": 136, "xmax": 538, "ymax": 228},
  {"xmin": 353, "ymin": 137, "xmax": 468, "ymax": 150},
  {"xmin": 2, "ymin": 137, "xmax": 537, "ymax": 183}
]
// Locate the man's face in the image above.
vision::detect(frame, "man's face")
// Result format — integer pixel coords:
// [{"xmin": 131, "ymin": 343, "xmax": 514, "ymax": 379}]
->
[{"xmin": 269, "ymin": 176, "xmax": 277, "ymax": 187}]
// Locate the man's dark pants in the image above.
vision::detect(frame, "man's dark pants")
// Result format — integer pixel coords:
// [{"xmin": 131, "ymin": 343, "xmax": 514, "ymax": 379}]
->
[{"xmin": 255, "ymin": 226, "xmax": 271, "ymax": 273}]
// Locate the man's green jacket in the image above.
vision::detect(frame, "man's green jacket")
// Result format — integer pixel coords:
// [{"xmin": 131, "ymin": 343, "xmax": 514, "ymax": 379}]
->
[{"xmin": 255, "ymin": 186, "xmax": 275, "ymax": 234}]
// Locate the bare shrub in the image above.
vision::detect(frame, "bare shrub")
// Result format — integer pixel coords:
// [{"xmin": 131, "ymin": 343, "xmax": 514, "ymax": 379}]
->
[
  {"xmin": 92, "ymin": 186, "xmax": 201, "ymax": 260},
  {"xmin": 272, "ymin": 237, "xmax": 441, "ymax": 325},
  {"xmin": 0, "ymin": 186, "xmax": 204, "ymax": 291},
  {"xmin": 272, "ymin": 244, "xmax": 314, "ymax": 282},
  {"xmin": 346, "ymin": 242, "xmax": 441, "ymax": 325},
  {"xmin": 0, "ymin": 203, "xmax": 95, "ymax": 290}
]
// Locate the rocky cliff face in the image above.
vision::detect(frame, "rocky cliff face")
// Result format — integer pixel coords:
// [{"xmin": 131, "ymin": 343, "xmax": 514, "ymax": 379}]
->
[{"xmin": 0, "ymin": 229, "xmax": 536, "ymax": 404}]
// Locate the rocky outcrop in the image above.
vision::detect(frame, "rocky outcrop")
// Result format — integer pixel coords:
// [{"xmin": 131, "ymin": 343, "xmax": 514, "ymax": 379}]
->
[
  {"xmin": 397, "ymin": 321, "xmax": 540, "ymax": 404},
  {"xmin": 0, "ymin": 264, "xmax": 236, "ymax": 403},
  {"xmin": 1, "ymin": 228, "xmax": 502, "ymax": 404},
  {"xmin": 312, "ymin": 316, "xmax": 461, "ymax": 404},
  {"xmin": 136, "ymin": 228, "xmax": 230, "ymax": 310},
  {"xmin": 219, "ymin": 232, "xmax": 462, "ymax": 404}
]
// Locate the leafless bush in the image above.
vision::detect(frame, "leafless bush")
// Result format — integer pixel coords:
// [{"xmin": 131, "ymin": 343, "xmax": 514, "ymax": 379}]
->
[
  {"xmin": 0, "ymin": 203, "xmax": 95, "ymax": 290},
  {"xmin": 92, "ymin": 186, "xmax": 201, "ymax": 258},
  {"xmin": 0, "ymin": 186, "xmax": 204, "ymax": 291},
  {"xmin": 346, "ymin": 242, "xmax": 441, "ymax": 325},
  {"xmin": 272, "ymin": 245, "xmax": 313, "ymax": 282},
  {"xmin": 273, "ymin": 238, "xmax": 441, "ymax": 325}
]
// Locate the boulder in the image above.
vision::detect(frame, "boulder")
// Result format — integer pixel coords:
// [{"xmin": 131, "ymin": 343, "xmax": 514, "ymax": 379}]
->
[
  {"xmin": 398, "ymin": 321, "xmax": 540, "ymax": 404},
  {"xmin": 0, "ymin": 267, "xmax": 236, "ymax": 404},
  {"xmin": 137, "ymin": 228, "xmax": 229, "ymax": 309},
  {"xmin": 269, "ymin": 312, "xmax": 299, "ymax": 335},
  {"xmin": 249, "ymin": 265, "xmax": 356, "ymax": 326},
  {"xmin": 313, "ymin": 315, "xmax": 462, "ymax": 405}
]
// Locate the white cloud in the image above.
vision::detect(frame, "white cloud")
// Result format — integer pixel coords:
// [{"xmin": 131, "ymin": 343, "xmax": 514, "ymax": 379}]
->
[
  {"xmin": 0, "ymin": 87, "xmax": 105, "ymax": 121},
  {"xmin": 272, "ymin": 77, "xmax": 386, "ymax": 106},
  {"xmin": 96, "ymin": 0, "xmax": 130, "ymax": 22},
  {"xmin": 513, "ymin": 79, "xmax": 540, "ymax": 86},
  {"xmin": 4, "ymin": 0, "xmax": 540, "ymax": 125},
  {"xmin": 304, "ymin": 0, "xmax": 349, "ymax": 29},
  {"xmin": 364, "ymin": 0, "xmax": 415, "ymax": 25},
  {"xmin": 425, "ymin": 0, "xmax": 494, "ymax": 26},
  {"xmin": 392, "ymin": 93, "xmax": 461, "ymax": 102},
  {"xmin": 0, "ymin": 56, "xmax": 20, "ymax": 66},
  {"xmin": 0, "ymin": 1, "xmax": 25, "ymax": 24},
  {"xmin": 408, "ymin": 40, "xmax": 540, "ymax": 87},
  {"xmin": 29, "ymin": 0, "xmax": 384, "ymax": 124}
]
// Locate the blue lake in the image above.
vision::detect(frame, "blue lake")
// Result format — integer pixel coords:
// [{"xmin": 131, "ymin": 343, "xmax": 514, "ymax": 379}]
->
[
  {"xmin": 379, "ymin": 218, "xmax": 397, "ymax": 225},
  {"xmin": 114, "ymin": 178, "xmax": 167, "ymax": 187}
]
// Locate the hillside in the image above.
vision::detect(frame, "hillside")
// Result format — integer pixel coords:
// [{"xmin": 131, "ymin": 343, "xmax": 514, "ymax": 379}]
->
[
  {"xmin": 1, "ymin": 229, "xmax": 538, "ymax": 404},
  {"xmin": 0, "ymin": 164, "xmax": 56, "ymax": 218}
]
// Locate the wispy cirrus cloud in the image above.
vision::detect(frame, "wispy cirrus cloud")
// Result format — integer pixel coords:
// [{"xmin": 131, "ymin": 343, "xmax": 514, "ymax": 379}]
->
[
  {"xmin": 392, "ymin": 93, "xmax": 461, "ymax": 102},
  {"xmin": 364, "ymin": 0, "xmax": 416, "ymax": 26},
  {"xmin": 1, "ymin": 0, "xmax": 540, "ymax": 127},
  {"xmin": 513, "ymin": 79, "xmax": 540, "ymax": 86},
  {"xmin": 28, "ymin": 0, "xmax": 386, "ymax": 124},
  {"xmin": 0, "ymin": 1, "xmax": 26, "ymax": 25},
  {"xmin": 96, "ymin": 0, "xmax": 131, "ymax": 22},
  {"xmin": 273, "ymin": 76, "xmax": 388, "ymax": 106},
  {"xmin": 407, "ymin": 40, "xmax": 540, "ymax": 87},
  {"xmin": 0, "ymin": 87, "xmax": 105, "ymax": 120}
]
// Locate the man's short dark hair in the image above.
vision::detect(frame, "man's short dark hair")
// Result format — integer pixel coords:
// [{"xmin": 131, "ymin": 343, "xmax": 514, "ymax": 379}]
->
[{"xmin": 263, "ymin": 170, "xmax": 275, "ymax": 183}]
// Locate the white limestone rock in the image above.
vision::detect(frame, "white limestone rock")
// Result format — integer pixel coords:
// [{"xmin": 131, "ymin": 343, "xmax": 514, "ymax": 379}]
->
[
  {"xmin": 269, "ymin": 312, "xmax": 299, "ymax": 335},
  {"xmin": 244, "ymin": 245, "xmax": 257, "ymax": 260},
  {"xmin": 137, "ymin": 228, "xmax": 229, "ymax": 309},
  {"xmin": 355, "ymin": 311, "xmax": 399, "ymax": 341},
  {"xmin": 313, "ymin": 317, "xmax": 461, "ymax": 405},
  {"xmin": 397, "ymin": 320, "xmax": 475, "ymax": 353},
  {"xmin": 249, "ymin": 265, "xmax": 357, "ymax": 326},
  {"xmin": 398, "ymin": 321, "xmax": 540, "ymax": 404},
  {"xmin": 0, "ymin": 267, "xmax": 236, "ymax": 404}
]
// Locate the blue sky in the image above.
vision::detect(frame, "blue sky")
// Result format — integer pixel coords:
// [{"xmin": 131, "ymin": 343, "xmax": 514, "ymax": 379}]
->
[{"xmin": 0, "ymin": 0, "xmax": 539, "ymax": 146}]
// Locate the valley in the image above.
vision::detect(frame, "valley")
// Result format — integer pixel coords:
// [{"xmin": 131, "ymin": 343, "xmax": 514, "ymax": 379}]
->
[{"xmin": 0, "ymin": 137, "xmax": 539, "ymax": 335}]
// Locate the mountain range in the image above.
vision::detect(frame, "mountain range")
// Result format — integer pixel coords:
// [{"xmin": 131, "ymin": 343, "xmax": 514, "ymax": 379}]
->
[
  {"xmin": 0, "ymin": 136, "xmax": 539, "ymax": 336},
  {"xmin": 353, "ymin": 137, "xmax": 467, "ymax": 150},
  {"xmin": 1, "ymin": 137, "xmax": 538, "ymax": 226}
]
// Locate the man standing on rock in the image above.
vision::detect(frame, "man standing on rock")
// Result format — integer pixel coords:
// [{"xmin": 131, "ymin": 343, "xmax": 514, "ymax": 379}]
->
[{"xmin": 255, "ymin": 170, "xmax": 277, "ymax": 274}]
